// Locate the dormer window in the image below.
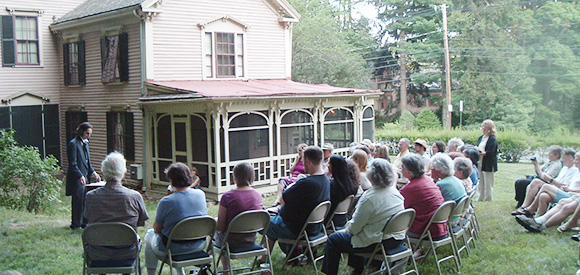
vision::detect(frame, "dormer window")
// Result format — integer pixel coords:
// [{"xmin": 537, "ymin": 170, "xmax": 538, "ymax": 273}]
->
[{"xmin": 203, "ymin": 32, "xmax": 245, "ymax": 79}]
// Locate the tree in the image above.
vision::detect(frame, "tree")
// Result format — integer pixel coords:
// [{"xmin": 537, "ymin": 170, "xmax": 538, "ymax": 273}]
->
[{"xmin": 289, "ymin": 0, "xmax": 375, "ymax": 88}]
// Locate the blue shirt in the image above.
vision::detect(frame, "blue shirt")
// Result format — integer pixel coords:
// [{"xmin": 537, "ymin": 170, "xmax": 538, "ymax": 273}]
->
[
  {"xmin": 470, "ymin": 165, "xmax": 479, "ymax": 187},
  {"xmin": 436, "ymin": 176, "xmax": 467, "ymax": 204},
  {"xmin": 156, "ymin": 188, "xmax": 207, "ymax": 252}
]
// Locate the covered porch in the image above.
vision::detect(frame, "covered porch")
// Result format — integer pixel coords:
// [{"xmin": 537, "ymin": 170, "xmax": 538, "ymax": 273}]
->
[{"xmin": 140, "ymin": 79, "xmax": 380, "ymax": 200}]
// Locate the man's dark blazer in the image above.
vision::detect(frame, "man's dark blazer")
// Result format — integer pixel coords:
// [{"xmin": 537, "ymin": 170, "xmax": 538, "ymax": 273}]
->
[
  {"xmin": 66, "ymin": 136, "xmax": 95, "ymax": 196},
  {"xmin": 477, "ymin": 134, "xmax": 498, "ymax": 172}
]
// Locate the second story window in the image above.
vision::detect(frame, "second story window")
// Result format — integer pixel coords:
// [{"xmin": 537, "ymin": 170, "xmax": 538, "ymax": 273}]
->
[
  {"xmin": 204, "ymin": 32, "xmax": 244, "ymax": 78},
  {"xmin": 1, "ymin": 15, "xmax": 40, "ymax": 66},
  {"xmin": 100, "ymin": 33, "xmax": 129, "ymax": 84},
  {"xmin": 63, "ymin": 41, "xmax": 85, "ymax": 86}
]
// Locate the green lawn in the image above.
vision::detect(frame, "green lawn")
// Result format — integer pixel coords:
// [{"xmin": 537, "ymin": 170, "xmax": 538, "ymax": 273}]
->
[{"xmin": 1, "ymin": 162, "xmax": 578, "ymax": 274}]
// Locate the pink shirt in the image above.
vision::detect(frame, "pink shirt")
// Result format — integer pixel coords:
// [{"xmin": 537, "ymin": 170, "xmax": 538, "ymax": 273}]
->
[
  {"xmin": 292, "ymin": 160, "xmax": 305, "ymax": 178},
  {"xmin": 400, "ymin": 175, "xmax": 448, "ymax": 238},
  {"xmin": 220, "ymin": 189, "xmax": 263, "ymax": 228}
]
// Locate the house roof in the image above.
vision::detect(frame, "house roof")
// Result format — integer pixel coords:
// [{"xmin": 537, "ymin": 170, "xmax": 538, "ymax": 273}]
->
[
  {"xmin": 53, "ymin": 0, "xmax": 299, "ymax": 25},
  {"xmin": 54, "ymin": 0, "xmax": 145, "ymax": 24},
  {"xmin": 142, "ymin": 79, "xmax": 380, "ymax": 102}
]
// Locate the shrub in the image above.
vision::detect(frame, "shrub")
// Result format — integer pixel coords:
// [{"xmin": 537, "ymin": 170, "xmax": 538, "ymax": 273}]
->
[
  {"xmin": 398, "ymin": 110, "xmax": 415, "ymax": 130},
  {"xmin": 414, "ymin": 109, "xmax": 441, "ymax": 129},
  {"xmin": 0, "ymin": 130, "xmax": 62, "ymax": 213}
]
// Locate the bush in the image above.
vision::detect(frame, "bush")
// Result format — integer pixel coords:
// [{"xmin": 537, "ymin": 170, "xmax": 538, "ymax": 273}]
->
[
  {"xmin": 398, "ymin": 110, "xmax": 415, "ymax": 130},
  {"xmin": 414, "ymin": 109, "xmax": 441, "ymax": 129},
  {"xmin": 0, "ymin": 130, "xmax": 62, "ymax": 213}
]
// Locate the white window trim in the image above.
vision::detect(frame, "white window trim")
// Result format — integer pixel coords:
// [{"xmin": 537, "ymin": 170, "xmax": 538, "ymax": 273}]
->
[
  {"xmin": 201, "ymin": 31, "xmax": 247, "ymax": 80},
  {"xmin": 9, "ymin": 10, "xmax": 44, "ymax": 67}
]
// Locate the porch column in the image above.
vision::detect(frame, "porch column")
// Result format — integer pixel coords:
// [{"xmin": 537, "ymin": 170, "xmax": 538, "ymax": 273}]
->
[{"xmin": 354, "ymin": 97, "xmax": 364, "ymax": 142}]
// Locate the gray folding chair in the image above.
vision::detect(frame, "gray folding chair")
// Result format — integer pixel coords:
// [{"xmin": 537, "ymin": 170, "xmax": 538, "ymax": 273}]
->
[
  {"xmin": 467, "ymin": 187, "xmax": 480, "ymax": 240},
  {"xmin": 354, "ymin": 208, "xmax": 419, "ymax": 275},
  {"xmin": 156, "ymin": 216, "xmax": 216, "ymax": 275},
  {"xmin": 448, "ymin": 196, "xmax": 469, "ymax": 265},
  {"xmin": 409, "ymin": 200, "xmax": 460, "ymax": 275},
  {"xmin": 278, "ymin": 201, "xmax": 331, "ymax": 274},
  {"xmin": 326, "ymin": 195, "xmax": 354, "ymax": 233},
  {"xmin": 82, "ymin": 222, "xmax": 142, "ymax": 275},
  {"xmin": 213, "ymin": 210, "xmax": 274, "ymax": 275}
]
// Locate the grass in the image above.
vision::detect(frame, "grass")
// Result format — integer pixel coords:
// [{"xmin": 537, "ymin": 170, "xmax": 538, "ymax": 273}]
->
[{"xmin": 1, "ymin": 162, "xmax": 579, "ymax": 274}]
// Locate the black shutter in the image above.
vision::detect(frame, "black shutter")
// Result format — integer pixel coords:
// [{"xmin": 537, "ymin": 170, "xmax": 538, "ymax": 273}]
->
[
  {"xmin": 0, "ymin": 106, "xmax": 10, "ymax": 130},
  {"xmin": 43, "ymin": 104, "xmax": 61, "ymax": 162},
  {"xmin": 100, "ymin": 36, "xmax": 106, "ymax": 81},
  {"xmin": 106, "ymin": 112, "xmax": 113, "ymax": 154},
  {"xmin": 63, "ymin": 43, "xmax": 70, "ymax": 85},
  {"xmin": 118, "ymin": 32, "xmax": 129, "ymax": 82},
  {"xmin": 78, "ymin": 40, "xmax": 86, "ymax": 84},
  {"xmin": 125, "ymin": 112, "xmax": 135, "ymax": 161},
  {"xmin": 1, "ymin": 15, "xmax": 15, "ymax": 67}
]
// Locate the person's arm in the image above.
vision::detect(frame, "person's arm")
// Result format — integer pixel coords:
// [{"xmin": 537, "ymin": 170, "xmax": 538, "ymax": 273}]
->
[
  {"xmin": 484, "ymin": 136, "xmax": 498, "ymax": 157},
  {"xmin": 532, "ymin": 160, "xmax": 542, "ymax": 176},
  {"xmin": 216, "ymin": 205, "xmax": 228, "ymax": 233},
  {"xmin": 153, "ymin": 220, "xmax": 162, "ymax": 234},
  {"xmin": 136, "ymin": 195, "xmax": 149, "ymax": 227},
  {"xmin": 68, "ymin": 141, "xmax": 86, "ymax": 185},
  {"xmin": 191, "ymin": 176, "xmax": 201, "ymax": 188},
  {"xmin": 345, "ymin": 196, "xmax": 372, "ymax": 235},
  {"xmin": 288, "ymin": 156, "xmax": 301, "ymax": 175}
]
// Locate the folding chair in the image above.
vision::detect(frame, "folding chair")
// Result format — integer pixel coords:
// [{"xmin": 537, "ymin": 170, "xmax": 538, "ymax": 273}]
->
[
  {"xmin": 448, "ymin": 197, "xmax": 470, "ymax": 265},
  {"xmin": 409, "ymin": 200, "xmax": 460, "ymax": 275},
  {"xmin": 459, "ymin": 194, "xmax": 476, "ymax": 252},
  {"xmin": 213, "ymin": 210, "xmax": 274, "ymax": 275},
  {"xmin": 82, "ymin": 222, "xmax": 142, "ymax": 275},
  {"xmin": 157, "ymin": 216, "xmax": 216, "ymax": 275},
  {"xmin": 278, "ymin": 201, "xmax": 331, "ymax": 274},
  {"xmin": 354, "ymin": 208, "xmax": 419, "ymax": 275},
  {"xmin": 326, "ymin": 195, "xmax": 354, "ymax": 233},
  {"xmin": 467, "ymin": 187, "xmax": 480, "ymax": 240}
]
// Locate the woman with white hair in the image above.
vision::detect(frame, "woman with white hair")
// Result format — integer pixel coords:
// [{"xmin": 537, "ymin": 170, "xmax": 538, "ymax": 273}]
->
[
  {"xmin": 322, "ymin": 159, "xmax": 404, "ymax": 275},
  {"xmin": 447, "ymin": 137, "xmax": 464, "ymax": 153},
  {"xmin": 453, "ymin": 157, "xmax": 475, "ymax": 194},
  {"xmin": 431, "ymin": 153, "xmax": 467, "ymax": 204}
]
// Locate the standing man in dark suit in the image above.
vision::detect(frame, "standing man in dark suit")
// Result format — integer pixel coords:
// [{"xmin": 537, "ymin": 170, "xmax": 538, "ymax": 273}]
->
[{"xmin": 67, "ymin": 122, "xmax": 101, "ymax": 230}]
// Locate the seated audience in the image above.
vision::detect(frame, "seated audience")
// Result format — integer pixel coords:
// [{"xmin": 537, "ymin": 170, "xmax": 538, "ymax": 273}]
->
[
  {"xmin": 513, "ymin": 149, "xmax": 578, "ymax": 216},
  {"xmin": 167, "ymin": 166, "xmax": 201, "ymax": 194},
  {"xmin": 324, "ymin": 155, "xmax": 358, "ymax": 229},
  {"xmin": 272, "ymin": 143, "xmax": 307, "ymax": 206},
  {"xmin": 322, "ymin": 143, "xmax": 335, "ymax": 176},
  {"xmin": 453, "ymin": 157, "xmax": 475, "ymax": 194},
  {"xmin": 448, "ymin": 137, "xmax": 465, "ymax": 153},
  {"xmin": 515, "ymin": 192, "xmax": 580, "ymax": 233},
  {"xmin": 352, "ymin": 149, "xmax": 372, "ymax": 191},
  {"xmin": 431, "ymin": 153, "xmax": 467, "ymax": 204},
  {"xmin": 432, "ymin": 141, "xmax": 446, "ymax": 154},
  {"xmin": 215, "ymin": 162, "xmax": 263, "ymax": 274},
  {"xmin": 400, "ymin": 154, "xmax": 447, "ymax": 240},
  {"xmin": 321, "ymin": 159, "xmax": 404, "ymax": 275},
  {"xmin": 84, "ymin": 152, "xmax": 149, "ymax": 261},
  {"xmin": 393, "ymin": 138, "xmax": 411, "ymax": 173},
  {"xmin": 145, "ymin": 163, "xmax": 208, "ymax": 275},
  {"xmin": 514, "ymin": 151, "xmax": 580, "ymax": 217},
  {"xmin": 361, "ymin": 139, "xmax": 376, "ymax": 164},
  {"xmin": 462, "ymin": 146, "xmax": 480, "ymax": 187},
  {"xmin": 260, "ymin": 146, "xmax": 330, "ymax": 262},
  {"xmin": 513, "ymin": 145, "xmax": 563, "ymax": 208}
]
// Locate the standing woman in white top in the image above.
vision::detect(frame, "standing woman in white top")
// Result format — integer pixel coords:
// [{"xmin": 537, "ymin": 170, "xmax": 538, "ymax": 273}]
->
[{"xmin": 477, "ymin": 119, "xmax": 498, "ymax": 201}]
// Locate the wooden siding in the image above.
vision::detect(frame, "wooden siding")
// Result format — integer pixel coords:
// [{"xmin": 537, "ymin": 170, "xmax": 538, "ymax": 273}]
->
[
  {"xmin": 151, "ymin": 0, "xmax": 287, "ymax": 81},
  {"xmin": 0, "ymin": 0, "xmax": 85, "ymax": 103},
  {"xmin": 58, "ymin": 22, "xmax": 144, "ymax": 187}
]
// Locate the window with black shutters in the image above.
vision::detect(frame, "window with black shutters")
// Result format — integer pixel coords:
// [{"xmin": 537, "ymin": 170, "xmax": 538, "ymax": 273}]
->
[
  {"xmin": 65, "ymin": 111, "xmax": 88, "ymax": 143},
  {"xmin": 106, "ymin": 111, "xmax": 135, "ymax": 161},
  {"xmin": 63, "ymin": 41, "xmax": 85, "ymax": 86},
  {"xmin": 1, "ymin": 15, "xmax": 40, "ymax": 66},
  {"xmin": 100, "ymin": 33, "xmax": 128, "ymax": 83}
]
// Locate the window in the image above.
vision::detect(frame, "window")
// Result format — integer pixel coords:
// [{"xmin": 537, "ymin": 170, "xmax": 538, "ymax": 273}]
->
[
  {"xmin": 63, "ymin": 41, "xmax": 85, "ymax": 86},
  {"xmin": 100, "ymin": 33, "xmax": 128, "ymax": 83},
  {"xmin": 228, "ymin": 113, "xmax": 269, "ymax": 161},
  {"xmin": 323, "ymin": 108, "xmax": 354, "ymax": 149},
  {"xmin": 362, "ymin": 107, "xmax": 375, "ymax": 140},
  {"xmin": 106, "ymin": 112, "xmax": 135, "ymax": 160},
  {"xmin": 280, "ymin": 110, "xmax": 314, "ymax": 155},
  {"xmin": 1, "ymin": 15, "xmax": 40, "ymax": 66},
  {"xmin": 204, "ymin": 32, "xmax": 244, "ymax": 78},
  {"xmin": 65, "ymin": 111, "xmax": 88, "ymax": 144}
]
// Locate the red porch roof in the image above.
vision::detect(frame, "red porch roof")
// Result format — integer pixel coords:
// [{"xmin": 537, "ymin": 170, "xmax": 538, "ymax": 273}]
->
[{"xmin": 144, "ymin": 79, "xmax": 378, "ymax": 99}]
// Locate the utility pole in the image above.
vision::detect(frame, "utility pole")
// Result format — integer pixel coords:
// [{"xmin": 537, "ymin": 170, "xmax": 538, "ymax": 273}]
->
[
  {"xmin": 442, "ymin": 4, "xmax": 452, "ymax": 130},
  {"xmin": 399, "ymin": 30, "xmax": 407, "ymax": 115}
]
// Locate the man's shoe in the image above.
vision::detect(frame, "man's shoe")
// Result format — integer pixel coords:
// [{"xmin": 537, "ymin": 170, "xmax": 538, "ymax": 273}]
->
[
  {"xmin": 515, "ymin": 215, "xmax": 542, "ymax": 233},
  {"xmin": 571, "ymin": 234, "xmax": 580, "ymax": 242},
  {"xmin": 69, "ymin": 225, "xmax": 81, "ymax": 230}
]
